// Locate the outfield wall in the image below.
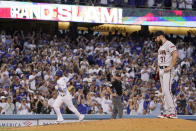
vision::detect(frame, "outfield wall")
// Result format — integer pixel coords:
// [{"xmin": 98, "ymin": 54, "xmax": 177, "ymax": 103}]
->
[{"xmin": 0, "ymin": 115, "xmax": 195, "ymax": 127}]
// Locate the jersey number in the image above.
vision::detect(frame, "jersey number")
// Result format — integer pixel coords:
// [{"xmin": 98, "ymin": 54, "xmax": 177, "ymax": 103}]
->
[{"xmin": 160, "ymin": 56, "xmax": 165, "ymax": 63}]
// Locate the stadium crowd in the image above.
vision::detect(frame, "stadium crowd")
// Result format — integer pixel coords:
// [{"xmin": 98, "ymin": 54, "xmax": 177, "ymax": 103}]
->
[
  {"xmin": 3, "ymin": 0, "xmax": 196, "ymax": 10},
  {"xmin": 0, "ymin": 29, "xmax": 195, "ymax": 116}
]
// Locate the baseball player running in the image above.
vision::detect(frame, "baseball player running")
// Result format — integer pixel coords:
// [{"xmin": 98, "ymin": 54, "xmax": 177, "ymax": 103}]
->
[
  {"xmin": 154, "ymin": 31, "xmax": 178, "ymax": 119},
  {"xmin": 53, "ymin": 71, "xmax": 84, "ymax": 123}
]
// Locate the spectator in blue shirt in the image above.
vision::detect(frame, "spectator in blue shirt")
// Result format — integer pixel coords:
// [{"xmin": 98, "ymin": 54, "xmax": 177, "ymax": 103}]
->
[{"xmin": 77, "ymin": 97, "xmax": 91, "ymax": 114}]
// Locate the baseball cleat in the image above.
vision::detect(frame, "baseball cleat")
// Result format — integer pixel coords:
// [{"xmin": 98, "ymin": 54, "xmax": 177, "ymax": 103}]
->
[
  {"xmin": 79, "ymin": 114, "xmax": 85, "ymax": 121},
  {"xmin": 55, "ymin": 120, "xmax": 64, "ymax": 124},
  {"xmin": 167, "ymin": 114, "xmax": 178, "ymax": 119},
  {"xmin": 157, "ymin": 114, "xmax": 168, "ymax": 119}
]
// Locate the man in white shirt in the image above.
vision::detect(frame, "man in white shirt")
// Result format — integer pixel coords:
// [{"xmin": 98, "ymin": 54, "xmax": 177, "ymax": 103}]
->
[
  {"xmin": 95, "ymin": 44, "xmax": 102, "ymax": 53},
  {"xmin": 114, "ymin": 55, "xmax": 121, "ymax": 64},
  {"xmin": 88, "ymin": 66, "xmax": 96, "ymax": 74},
  {"xmin": 147, "ymin": 0, "xmax": 155, "ymax": 7},
  {"xmin": 80, "ymin": 59, "xmax": 89, "ymax": 70},
  {"xmin": 44, "ymin": 70, "xmax": 54, "ymax": 81},
  {"xmin": 178, "ymin": 0, "xmax": 185, "ymax": 9},
  {"xmin": 186, "ymin": 44, "xmax": 194, "ymax": 57},
  {"xmin": 53, "ymin": 71, "xmax": 84, "ymax": 123},
  {"xmin": 1, "ymin": 74, "xmax": 11, "ymax": 88},
  {"xmin": 172, "ymin": 0, "xmax": 177, "ymax": 9},
  {"xmin": 178, "ymin": 46, "xmax": 186, "ymax": 60},
  {"xmin": 137, "ymin": 96, "xmax": 145, "ymax": 115},
  {"xmin": 141, "ymin": 65, "xmax": 150, "ymax": 82},
  {"xmin": 0, "ymin": 96, "xmax": 7, "ymax": 114},
  {"xmin": 101, "ymin": 94, "xmax": 112, "ymax": 114},
  {"xmin": 85, "ymin": 43, "xmax": 94, "ymax": 52},
  {"xmin": 94, "ymin": 65, "xmax": 101, "ymax": 74},
  {"xmin": 149, "ymin": 96, "xmax": 162, "ymax": 115},
  {"xmin": 154, "ymin": 31, "xmax": 178, "ymax": 119},
  {"xmin": 15, "ymin": 63, "xmax": 23, "ymax": 74},
  {"xmin": 17, "ymin": 98, "xmax": 31, "ymax": 115},
  {"xmin": 4, "ymin": 97, "xmax": 15, "ymax": 114},
  {"xmin": 20, "ymin": 75, "xmax": 29, "ymax": 88},
  {"xmin": 105, "ymin": 55, "xmax": 113, "ymax": 68},
  {"xmin": 48, "ymin": 91, "xmax": 57, "ymax": 114},
  {"xmin": 29, "ymin": 70, "xmax": 37, "ymax": 91},
  {"xmin": 185, "ymin": 0, "xmax": 192, "ymax": 9},
  {"xmin": 83, "ymin": 74, "xmax": 93, "ymax": 84},
  {"xmin": 100, "ymin": 0, "xmax": 108, "ymax": 5}
]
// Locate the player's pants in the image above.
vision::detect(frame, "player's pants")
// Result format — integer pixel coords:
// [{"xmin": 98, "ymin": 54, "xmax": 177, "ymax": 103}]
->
[
  {"xmin": 112, "ymin": 96, "xmax": 123, "ymax": 119},
  {"xmin": 159, "ymin": 68, "xmax": 176, "ymax": 115},
  {"xmin": 53, "ymin": 92, "xmax": 81, "ymax": 121}
]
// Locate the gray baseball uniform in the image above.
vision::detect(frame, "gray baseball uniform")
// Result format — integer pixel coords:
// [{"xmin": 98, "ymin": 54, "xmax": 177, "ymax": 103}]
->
[{"xmin": 158, "ymin": 40, "xmax": 177, "ymax": 115}]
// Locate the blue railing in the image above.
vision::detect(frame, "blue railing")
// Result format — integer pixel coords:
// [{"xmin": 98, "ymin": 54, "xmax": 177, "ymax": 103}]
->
[{"xmin": 0, "ymin": 115, "xmax": 195, "ymax": 120}]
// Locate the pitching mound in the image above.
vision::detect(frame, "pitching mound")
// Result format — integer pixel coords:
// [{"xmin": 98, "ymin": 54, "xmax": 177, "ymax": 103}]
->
[{"xmin": 4, "ymin": 118, "xmax": 196, "ymax": 131}]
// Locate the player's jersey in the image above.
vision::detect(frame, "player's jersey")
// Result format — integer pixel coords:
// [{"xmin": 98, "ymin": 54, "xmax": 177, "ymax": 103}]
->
[
  {"xmin": 55, "ymin": 76, "xmax": 70, "ymax": 94},
  {"xmin": 158, "ymin": 40, "xmax": 177, "ymax": 66}
]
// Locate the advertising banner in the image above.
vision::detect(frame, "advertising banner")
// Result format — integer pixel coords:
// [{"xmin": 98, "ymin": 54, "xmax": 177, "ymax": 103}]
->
[
  {"xmin": 0, "ymin": 119, "xmax": 88, "ymax": 127},
  {"xmin": 122, "ymin": 8, "xmax": 196, "ymax": 27},
  {"xmin": 39, "ymin": 119, "xmax": 82, "ymax": 125},
  {"xmin": 0, "ymin": 1, "xmax": 196, "ymax": 27},
  {"xmin": 0, "ymin": 120, "xmax": 37, "ymax": 127},
  {"xmin": 0, "ymin": 1, "xmax": 122, "ymax": 24}
]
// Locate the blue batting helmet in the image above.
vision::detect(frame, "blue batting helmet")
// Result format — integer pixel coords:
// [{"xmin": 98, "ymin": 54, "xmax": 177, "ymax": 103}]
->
[{"xmin": 56, "ymin": 70, "xmax": 63, "ymax": 77}]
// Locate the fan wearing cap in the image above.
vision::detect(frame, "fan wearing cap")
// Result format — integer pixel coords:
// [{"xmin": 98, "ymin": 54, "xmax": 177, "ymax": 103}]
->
[
  {"xmin": 53, "ymin": 70, "xmax": 84, "ymax": 123},
  {"xmin": 0, "ymin": 96, "xmax": 7, "ymax": 114},
  {"xmin": 107, "ymin": 72, "xmax": 123, "ymax": 119},
  {"xmin": 153, "ymin": 31, "xmax": 178, "ymax": 119}
]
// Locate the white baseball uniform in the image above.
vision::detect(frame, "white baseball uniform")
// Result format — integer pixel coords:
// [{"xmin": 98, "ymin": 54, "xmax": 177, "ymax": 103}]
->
[
  {"xmin": 158, "ymin": 40, "xmax": 177, "ymax": 115},
  {"xmin": 53, "ymin": 76, "xmax": 82, "ymax": 122}
]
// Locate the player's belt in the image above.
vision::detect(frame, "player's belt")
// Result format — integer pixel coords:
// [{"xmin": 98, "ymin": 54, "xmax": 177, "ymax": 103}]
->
[
  {"xmin": 60, "ymin": 94, "xmax": 65, "ymax": 97},
  {"xmin": 159, "ymin": 66, "xmax": 168, "ymax": 69}
]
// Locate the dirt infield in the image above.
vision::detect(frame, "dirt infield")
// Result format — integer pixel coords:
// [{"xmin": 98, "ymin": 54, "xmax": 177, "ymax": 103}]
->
[{"xmin": 1, "ymin": 118, "xmax": 196, "ymax": 131}]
